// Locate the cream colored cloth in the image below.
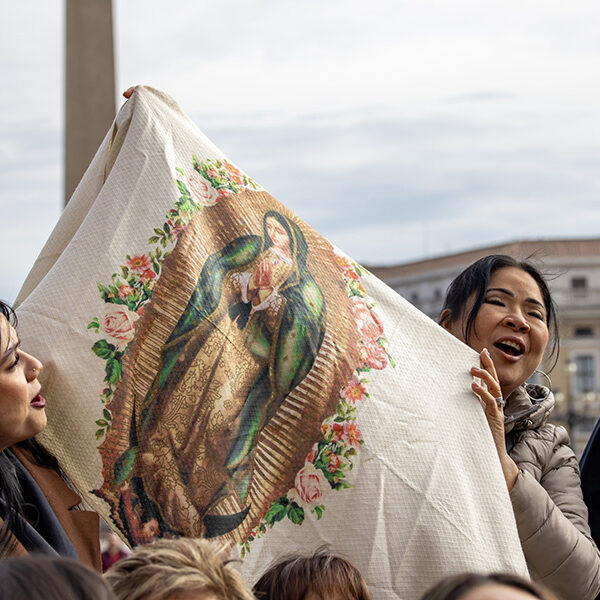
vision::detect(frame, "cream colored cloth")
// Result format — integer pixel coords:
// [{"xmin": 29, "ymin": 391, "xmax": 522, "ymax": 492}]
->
[{"xmin": 16, "ymin": 86, "xmax": 527, "ymax": 599}]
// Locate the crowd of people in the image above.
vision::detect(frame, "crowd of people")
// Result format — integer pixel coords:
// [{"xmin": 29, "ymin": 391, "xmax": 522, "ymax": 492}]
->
[
  {"xmin": 1, "ymin": 254, "xmax": 599, "ymax": 599},
  {"xmin": 0, "ymin": 538, "xmax": 563, "ymax": 600}
]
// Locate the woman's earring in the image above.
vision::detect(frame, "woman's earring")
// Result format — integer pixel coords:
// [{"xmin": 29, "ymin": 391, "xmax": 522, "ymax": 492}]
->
[{"xmin": 535, "ymin": 369, "xmax": 553, "ymax": 390}]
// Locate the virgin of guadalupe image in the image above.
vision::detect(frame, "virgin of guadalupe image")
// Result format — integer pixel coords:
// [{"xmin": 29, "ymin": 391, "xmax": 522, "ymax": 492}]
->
[{"xmin": 96, "ymin": 192, "xmax": 360, "ymax": 545}]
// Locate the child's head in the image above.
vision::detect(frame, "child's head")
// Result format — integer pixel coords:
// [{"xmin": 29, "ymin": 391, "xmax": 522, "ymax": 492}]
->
[{"xmin": 252, "ymin": 548, "xmax": 371, "ymax": 600}]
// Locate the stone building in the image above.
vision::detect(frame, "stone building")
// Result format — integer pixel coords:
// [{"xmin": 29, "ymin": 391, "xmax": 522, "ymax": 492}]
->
[{"xmin": 367, "ymin": 237, "xmax": 600, "ymax": 456}]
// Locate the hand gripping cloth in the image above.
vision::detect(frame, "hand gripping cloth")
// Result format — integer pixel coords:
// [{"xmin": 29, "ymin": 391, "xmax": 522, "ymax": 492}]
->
[{"xmin": 16, "ymin": 87, "xmax": 528, "ymax": 599}]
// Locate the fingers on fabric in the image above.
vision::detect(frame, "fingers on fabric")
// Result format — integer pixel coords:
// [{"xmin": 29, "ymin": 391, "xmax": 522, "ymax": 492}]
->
[{"xmin": 471, "ymin": 349, "xmax": 503, "ymax": 413}]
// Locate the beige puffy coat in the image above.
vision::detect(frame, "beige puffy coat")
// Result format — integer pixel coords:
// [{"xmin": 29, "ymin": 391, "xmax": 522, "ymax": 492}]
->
[{"xmin": 506, "ymin": 384, "xmax": 600, "ymax": 600}]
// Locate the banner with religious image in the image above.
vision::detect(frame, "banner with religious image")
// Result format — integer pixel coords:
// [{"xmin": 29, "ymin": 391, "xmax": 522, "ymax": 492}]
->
[{"xmin": 16, "ymin": 87, "xmax": 527, "ymax": 599}]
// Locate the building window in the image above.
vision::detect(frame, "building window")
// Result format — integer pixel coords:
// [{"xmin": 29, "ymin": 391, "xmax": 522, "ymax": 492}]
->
[
  {"xmin": 575, "ymin": 327, "xmax": 594, "ymax": 338},
  {"xmin": 574, "ymin": 355, "xmax": 596, "ymax": 394},
  {"xmin": 571, "ymin": 277, "xmax": 587, "ymax": 290}
]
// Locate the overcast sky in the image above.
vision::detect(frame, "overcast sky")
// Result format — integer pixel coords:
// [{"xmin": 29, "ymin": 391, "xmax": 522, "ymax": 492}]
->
[{"xmin": 1, "ymin": 1, "xmax": 599, "ymax": 302}]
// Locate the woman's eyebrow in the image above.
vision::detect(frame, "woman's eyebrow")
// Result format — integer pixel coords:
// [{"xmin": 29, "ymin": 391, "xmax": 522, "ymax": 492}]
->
[
  {"xmin": 486, "ymin": 287, "xmax": 514, "ymax": 297},
  {"xmin": 486, "ymin": 287, "xmax": 545, "ymax": 309},
  {"xmin": 0, "ymin": 340, "xmax": 20, "ymax": 367}
]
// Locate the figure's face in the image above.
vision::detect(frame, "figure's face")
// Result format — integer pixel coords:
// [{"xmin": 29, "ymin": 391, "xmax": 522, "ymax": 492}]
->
[
  {"xmin": 0, "ymin": 315, "xmax": 47, "ymax": 451},
  {"xmin": 442, "ymin": 267, "xmax": 549, "ymax": 398},
  {"xmin": 266, "ymin": 216, "xmax": 291, "ymax": 253}
]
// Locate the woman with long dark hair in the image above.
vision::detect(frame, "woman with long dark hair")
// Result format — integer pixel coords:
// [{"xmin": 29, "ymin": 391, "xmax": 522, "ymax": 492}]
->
[
  {"xmin": 440, "ymin": 255, "xmax": 599, "ymax": 600},
  {"xmin": 0, "ymin": 301, "xmax": 100, "ymax": 567}
]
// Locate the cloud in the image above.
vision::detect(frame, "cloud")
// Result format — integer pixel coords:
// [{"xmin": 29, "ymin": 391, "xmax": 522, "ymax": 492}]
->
[{"xmin": 2, "ymin": 1, "xmax": 600, "ymax": 301}]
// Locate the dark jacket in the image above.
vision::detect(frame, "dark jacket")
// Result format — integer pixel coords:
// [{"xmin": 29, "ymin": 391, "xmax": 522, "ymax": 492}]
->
[{"xmin": 3, "ymin": 446, "xmax": 100, "ymax": 571}]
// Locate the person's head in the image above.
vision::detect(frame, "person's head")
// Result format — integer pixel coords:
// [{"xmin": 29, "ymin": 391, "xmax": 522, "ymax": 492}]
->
[
  {"xmin": 440, "ymin": 256, "xmax": 558, "ymax": 398},
  {"xmin": 0, "ymin": 554, "xmax": 115, "ymax": 600},
  {"xmin": 262, "ymin": 211, "xmax": 309, "ymax": 273},
  {"xmin": 265, "ymin": 216, "xmax": 291, "ymax": 254},
  {"xmin": 252, "ymin": 548, "xmax": 372, "ymax": 600},
  {"xmin": 104, "ymin": 537, "xmax": 256, "ymax": 600},
  {"xmin": 0, "ymin": 300, "xmax": 47, "ymax": 452},
  {"xmin": 418, "ymin": 572, "xmax": 557, "ymax": 600}
]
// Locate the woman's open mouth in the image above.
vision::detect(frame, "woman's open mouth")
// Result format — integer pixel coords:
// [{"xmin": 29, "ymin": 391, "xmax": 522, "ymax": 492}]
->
[
  {"xmin": 30, "ymin": 394, "xmax": 46, "ymax": 409},
  {"xmin": 493, "ymin": 339, "xmax": 525, "ymax": 360}
]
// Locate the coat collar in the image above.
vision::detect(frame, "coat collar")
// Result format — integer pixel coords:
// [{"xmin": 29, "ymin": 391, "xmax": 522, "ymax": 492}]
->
[{"xmin": 504, "ymin": 383, "xmax": 555, "ymax": 434}]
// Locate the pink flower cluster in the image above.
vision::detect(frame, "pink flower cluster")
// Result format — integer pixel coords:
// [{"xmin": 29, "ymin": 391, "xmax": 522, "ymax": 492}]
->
[
  {"xmin": 350, "ymin": 297, "xmax": 387, "ymax": 370},
  {"xmin": 321, "ymin": 421, "xmax": 362, "ymax": 449},
  {"xmin": 340, "ymin": 373, "xmax": 367, "ymax": 404},
  {"xmin": 126, "ymin": 254, "xmax": 156, "ymax": 285}
]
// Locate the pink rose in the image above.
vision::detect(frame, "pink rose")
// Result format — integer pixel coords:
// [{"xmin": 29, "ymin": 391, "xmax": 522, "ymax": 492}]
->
[
  {"xmin": 292, "ymin": 463, "xmax": 329, "ymax": 506},
  {"xmin": 350, "ymin": 298, "xmax": 384, "ymax": 342},
  {"xmin": 359, "ymin": 339, "xmax": 388, "ymax": 370},
  {"xmin": 99, "ymin": 303, "xmax": 140, "ymax": 350},
  {"xmin": 188, "ymin": 171, "xmax": 219, "ymax": 206}
]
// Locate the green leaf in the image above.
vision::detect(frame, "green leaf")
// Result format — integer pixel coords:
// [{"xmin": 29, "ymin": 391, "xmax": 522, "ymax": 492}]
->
[
  {"xmin": 334, "ymin": 480, "xmax": 353, "ymax": 490},
  {"xmin": 103, "ymin": 408, "xmax": 112, "ymax": 421},
  {"xmin": 112, "ymin": 359, "xmax": 124, "ymax": 384},
  {"xmin": 87, "ymin": 319, "xmax": 99, "ymax": 330},
  {"xmin": 287, "ymin": 503, "xmax": 305, "ymax": 525},
  {"xmin": 105, "ymin": 357, "xmax": 124, "ymax": 385},
  {"xmin": 95, "ymin": 429, "xmax": 105, "ymax": 440},
  {"xmin": 175, "ymin": 167, "xmax": 184, "ymax": 176},
  {"xmin": 264, "ymin": 500, "xmax": 288, "ymax": 526},
  {"xmin": 163, "ymin": 222, "xmax": 170, "ymax": 234},
  {"xmin": 312, "ymin": 505, "xmax": 324, "ymax": 520},
  {"xmin": 148, "ymin": 236, "xmax": 160, "ymax": 244},
  {"xmin": 92, "ymin": 339, "xmax": 114, "ymax": 359},
  {"xmin": 176, "ymin": 180, "xmax": 189, "ymax": 196},
  {"xmin": 95, "ymin": 419, "xmax": 108, "ymax": 427}
]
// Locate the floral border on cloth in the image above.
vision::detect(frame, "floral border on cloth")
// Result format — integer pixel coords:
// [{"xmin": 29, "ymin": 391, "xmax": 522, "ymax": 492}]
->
[
  {"xmin": 240, "ymin": 253, "xmax": 395, "ymax": 556},
  {"xmin": 87, "ymin": 158, "xmax": 259, "ymax": 440}
]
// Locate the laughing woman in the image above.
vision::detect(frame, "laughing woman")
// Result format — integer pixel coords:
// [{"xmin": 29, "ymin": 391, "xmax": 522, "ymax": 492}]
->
[
  {"xmin": 440, "ymin": 255, "xmax": 600, "ymax": 600},
  {"xmin": 0, "ymin": 301, "xmax": 99, "ymax": 568}
]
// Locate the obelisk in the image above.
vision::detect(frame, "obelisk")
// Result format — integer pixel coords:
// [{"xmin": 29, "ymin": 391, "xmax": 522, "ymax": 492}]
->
[{"xmin": 65, "ymin": 0, "xmax": 116, "ymax": 205}]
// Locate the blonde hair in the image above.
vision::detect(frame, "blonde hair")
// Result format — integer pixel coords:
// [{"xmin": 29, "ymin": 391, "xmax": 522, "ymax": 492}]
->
[
  {"xmin": 104, "ymin": 537, "xmax": 255, "ymax": 600},
  {"xmin": 252, "ymin": 548, "xmax": 372, "ymax": 600}
]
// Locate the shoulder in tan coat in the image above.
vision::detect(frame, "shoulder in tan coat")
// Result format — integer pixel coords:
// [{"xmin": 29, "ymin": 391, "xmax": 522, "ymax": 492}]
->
[{"xmin": 506, "ymin": 384, "xmax": 600, "ymax": 600}]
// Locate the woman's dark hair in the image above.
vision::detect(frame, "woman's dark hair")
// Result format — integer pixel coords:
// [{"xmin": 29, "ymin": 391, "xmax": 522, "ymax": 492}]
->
[
  {"xmin": 0, "ymin": 555, "xmax": 115, "ymax": 600},
  {"xmin": 0, "ymin": 300, "xmax": 62, "ymax": 556},
  {"xmin": 253, "ymin": 547, "xmax": 372, "ymax": 600},
  {"xmin": 439, "ymin": 255, "xmax": 559, "ymax": 370},
  {"xmin": 418, "ymin": 572, "xmax": 557, "ymax": 600}
]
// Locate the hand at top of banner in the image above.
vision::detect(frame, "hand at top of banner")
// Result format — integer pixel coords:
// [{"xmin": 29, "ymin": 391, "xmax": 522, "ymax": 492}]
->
[
  {"xmin": 123, "ymin": 87, "xmax": 135, "ymax": 99},
  {"xmin": 471, "ymin": 348, "xmax": 519, "ymax": 492}
]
